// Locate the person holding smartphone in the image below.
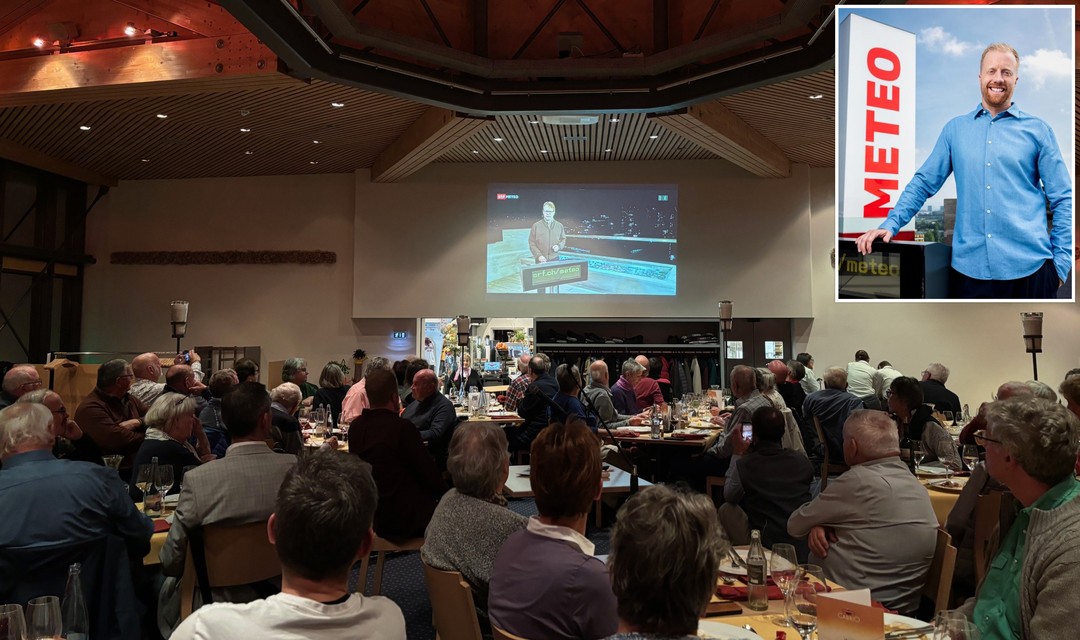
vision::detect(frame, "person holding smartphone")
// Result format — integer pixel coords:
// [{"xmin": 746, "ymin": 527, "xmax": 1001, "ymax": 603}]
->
[{"xmin": 702, "ymin": 365, "xmax": 773, "ymax": 478}]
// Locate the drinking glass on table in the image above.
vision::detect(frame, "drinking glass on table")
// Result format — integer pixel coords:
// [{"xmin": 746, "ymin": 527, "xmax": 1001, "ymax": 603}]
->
[
  {"xmin": 25, "ymin": 596, "xmax": 60, "ymax": 640},
  {"xmin": 934, "ymin": 610, "xmax": 980, "ymax": 640},
  {"xmin": 962, "ymin": 444, "xmax": 980, "ymax": 472},
  {"xmin": 156, "ymin": 465, "xmax": 174, "ymax": 499},
  {"xmin": 134, "ymin": 464, "xmax": 154, "ymax": 498},
  {"xmin": 102, "ymin": 454, "xmax": 123, "ymax": 471},
  {"xmin": 0, "ymin": 604, "xmax": 26, "ymax": 640},
  {"xmin": 787, "ymin": 563, "xmax": 823, "ymax": 640},
  {"xmin": 943, "ymin": 411, "xmax": 954, "ymax": 427},
  {"xmin": 770, "ymin": 543, "xmax": 799, "ymax": 625},
  {"xmin": 912, "ymin": 442, "xmax": 926, "ymax": 475}
]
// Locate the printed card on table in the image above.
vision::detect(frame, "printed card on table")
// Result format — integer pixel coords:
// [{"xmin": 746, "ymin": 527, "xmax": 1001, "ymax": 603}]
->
[{"xmin": 816, "ymin": 589, "xmax": 883, "ymax": 640}]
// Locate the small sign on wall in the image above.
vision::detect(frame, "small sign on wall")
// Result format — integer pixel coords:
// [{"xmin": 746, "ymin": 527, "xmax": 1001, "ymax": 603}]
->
[{"xmin": 392, "ymin": 331, "xmax": 408, "ymax": 339}]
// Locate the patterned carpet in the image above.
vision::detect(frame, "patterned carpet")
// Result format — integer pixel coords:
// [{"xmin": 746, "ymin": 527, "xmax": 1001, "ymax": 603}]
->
[{"xmin": 350, "ymin": 497, "xmax": 615, "ymax": 640}]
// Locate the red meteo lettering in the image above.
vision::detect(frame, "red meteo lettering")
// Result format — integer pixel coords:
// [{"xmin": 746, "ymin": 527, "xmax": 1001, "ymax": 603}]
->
[{"xmin": 863, "ymin": 47, "xmax": 902, "ymax": 218}]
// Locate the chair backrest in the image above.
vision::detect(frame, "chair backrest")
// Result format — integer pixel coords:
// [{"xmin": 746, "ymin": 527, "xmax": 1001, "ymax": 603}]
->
[
  {"xmin": 973, "ymin": 490, "xmax": 1005, "ymax": 585},
  {"xmin": 923, "ymin": 527, "xmax": 957, "ymax": 613},
  {"xmin": 781, "ymin": 408, "xmax": 806, "ymax": 455},
  {"xmin": 180, "ymin": 521, "xmax": 281, "ymax": 621},
  {"xmin": 422, "ymin": 563, "xmax": 482, "ymax": 640},
  {"xmin": 492, "ymin": 626, "xmax": 530, "ymax": 640}
]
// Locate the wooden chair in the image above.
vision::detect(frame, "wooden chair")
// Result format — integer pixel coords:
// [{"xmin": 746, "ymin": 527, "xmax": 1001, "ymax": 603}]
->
[
  {"xmin": 705, "ymin": 475, "xmax": 726, "ymax": 506},
  {"xmin": 179, "ymin": 521, "xmax": 280, "ymax": 621},
  {"xmin": 973, "ymin": 491, "xmax": 1005, "ymax": 585},
  {"xmin": 357, "ymin": 535, "xmax": 424, "ymax": 595},
  {"xmin": 422, "ymin": 563, "xmax": 482, "ymax": 640},
  {"xmin": 923, "ymin": 527, "xmax": 957, "ymax": 615},
  {"xmin": 813, "ymin": 416, "xmax": 849, "ymax": 490},
  {"xmin": 493, "ymin": 627, "xmax": 530, "ymax": 640}
]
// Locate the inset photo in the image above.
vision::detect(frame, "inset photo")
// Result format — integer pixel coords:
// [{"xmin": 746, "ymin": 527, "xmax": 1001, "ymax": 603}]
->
[{"xmin": 835, "ymin": 5, "xmax": 1074, "ymax": 301}]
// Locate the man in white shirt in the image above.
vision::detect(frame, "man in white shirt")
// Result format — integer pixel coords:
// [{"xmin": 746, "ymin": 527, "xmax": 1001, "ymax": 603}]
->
[
  {"xmin": 872, "ymin": 361, "xmax": 904, "ymax": 404},
  {"xmin": 845, "ymin": 350, "xmax": 877, "ymax": 400},
  {"xmin": 171, "ymin": 449, "xmax": 405, "ymax": 640}
]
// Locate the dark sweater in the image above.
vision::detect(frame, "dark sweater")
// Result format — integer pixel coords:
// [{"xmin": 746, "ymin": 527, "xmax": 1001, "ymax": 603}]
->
[
  {"xmin": 130, "ymin": 437, "xmax": 200, "ymax": 500},
  {"xmin": 313, "ymin": 386, "xmax": 349, "ymax": 424}
]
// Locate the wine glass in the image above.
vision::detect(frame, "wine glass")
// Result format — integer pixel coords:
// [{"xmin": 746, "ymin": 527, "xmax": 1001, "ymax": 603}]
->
[
  {"xmin": 156, "ymin": 465, "xmax": 175, "ymax": 498},
  {"xmin": 943, "ymin": 411, "xmax": 955, "ymax": 427},
  {"xmin": 962, "ymin": 444, "xmax": 980, "ymax": 472},
  {"xmin": 771, "ymin": 543, "xmax": 799, "ymax": 625},
  {"xmin": 934, "ymin": 610, "xmax": 980, "ymax": 640},
  {"xmin": 180, "ymin": 465, "xmax": 197, "ymax": 493},
  {"xmin": 0, "ymin": 604, "xmax": 26, "ymax": 640},
  {"xmin": 912, "ymin": 442, "xmax": 926, "ymax": 475},
  {"xmin": 101, "ymin": 454, "xmax": 123, "ymax": 471},
  {"xmin": 788, "ymin": 563, "xmax": 823, "ymax": 640},
  {"xmin": 134, "ymin": 464, "xmax": 153, "ymax": 498},
  {"xmin": 25, "ymin": 596, "xmax": 60, "ymax": 640}
]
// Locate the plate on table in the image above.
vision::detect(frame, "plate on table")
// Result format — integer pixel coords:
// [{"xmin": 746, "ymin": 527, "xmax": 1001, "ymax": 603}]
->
[
  {"xmin": 916, "ymin": 464, "xmax": 950, "ymax": 477},
  {"xmin": 884, "ymin": 613, "xmax": 934, "ymax": 639},
  {"xmin": 928, "ymin": 477, "xmax": 967, "ymax": 493},
  {"xmin": 163, "ymin": 494, "xmax": 179, "ymax": 506},
  {"xmin": 622, "ymin": 426, "xmax": 651, "ymax": 433},
  {"xmin": 697, "ymin": 620, "xmax": 763, "ymax": 639},
  {"xmin": 717, "ymin": 549, "xmax": 750, "ymax": 576}
]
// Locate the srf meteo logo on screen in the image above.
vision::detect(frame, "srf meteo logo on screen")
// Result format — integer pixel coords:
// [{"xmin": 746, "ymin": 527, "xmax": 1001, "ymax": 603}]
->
[{"xmin": 496, "ymin": 193, "xmax": 519, "ymax": 200}]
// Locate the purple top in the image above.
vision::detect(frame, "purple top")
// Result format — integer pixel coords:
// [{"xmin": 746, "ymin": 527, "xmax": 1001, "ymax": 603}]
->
[
  {"xmin": 488, "ymin": 529, "xmax": 617, "ymax": 640},
  {"xmin": 611, "ymin": 376, "xmax": 638, "ymax": 416}
]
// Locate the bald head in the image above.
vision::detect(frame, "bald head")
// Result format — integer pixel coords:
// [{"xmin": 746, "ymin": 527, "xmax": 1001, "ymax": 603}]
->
[
  {"xmin": 997, "ymin": 381, "xmax": 1033, "ymax": 401},
  {"xmin": 589, "ymin": 360, "xmax": 610, "ymax": 387},
  {"xmin": 634, "ymin": 355, "xmax": 650, "ymax": 370},
  {"xmin": 411, "ymin": 368, "xmax": 438, "ymax": 402},
  {"xmin": 767, "ymin": 360, "xmax": 789, "ymax": 383},
  {"xmin": 517, "ymin": 354, "xmax": 530, "ymax": 373},
  {"xmin": 131, "ymin": 352, "xmax": 162, "ymax": 381},
  {"xmin": 166, "ymin": 364, "xmax": 195, "ymax": 392},
  {"xmin": 2, "ymin": 366, "xmax": 41, "ymax": 398},
  {"xmin": 730, "ymin": 365, "xmax": 756, "ymax": 399}
]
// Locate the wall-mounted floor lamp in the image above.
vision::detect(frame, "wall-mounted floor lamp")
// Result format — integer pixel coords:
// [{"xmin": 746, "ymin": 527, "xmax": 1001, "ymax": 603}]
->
[
  {"xmin": 718, "ymin": 300, "xmax": 733, "ymax": 391},
  {"xmin": 171, "ymin": 300, "xmax": 188, "ymax": 354},
  {"xmin": 1021, "ymin": 312, "xmax": 1042, "ymax": 381}
]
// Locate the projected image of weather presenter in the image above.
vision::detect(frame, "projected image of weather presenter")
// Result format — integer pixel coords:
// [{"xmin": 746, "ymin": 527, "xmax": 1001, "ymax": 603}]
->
[
  {"xmin": 528, "ymin": 201, "xmax": 567, "ymax": 264},
  {"xmin": 855, "ymin": 43, "xmax": 1072, "ymax": 299}
]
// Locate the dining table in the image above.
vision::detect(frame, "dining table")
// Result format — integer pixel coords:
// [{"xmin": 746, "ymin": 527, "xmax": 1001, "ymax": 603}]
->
[
  {"xmin": 918, "ymin": 465, "xmax": 965, "ymax": 526},
  {"xmin": 504, "ymin": 464, "xmax": 650, "ymax": 526},
  {"xmin": 138, "ymin": 498, "xmax": 175, "ymax": 566}
]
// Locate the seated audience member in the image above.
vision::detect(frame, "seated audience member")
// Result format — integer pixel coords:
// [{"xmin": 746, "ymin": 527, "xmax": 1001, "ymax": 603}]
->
[
  {"xmin": 788, "ymin": 410, "xmax": 937, "ymax": 614},
  {"xmin": 509, "ymin": 355, "xmax": 558, "ymax": 452},
  {"xmin": 130, "ymin": 393, "xmax": 206, "ymax": 499},
  {"xmin": 501, "ymin": 354, "xmax": 532, "ymax": 412},
  {"xmin": 1025, "ymin": 380, "xmax": 1058, "ymax": 402},
  {"xmin": 1062, "ymin": 375, "xmax": 1080, "ymax": 419},
  {"xmin": 845, "ymin": 350, "xmax": 876, "ymax": 399},
  {"xmin": 0, "ymin": 365, "xmax": 42, "ymax": 409},
  {"xmin": 489, "ymin": 419, "xmax": 617, "ymax": 639},
  {"xmin": 199, "ymin": 369, "xmax": 237, "ymax": 458},
  {"xmin": 349, "ymin": 369, "xmax": 446, "ymax": 539},
  {"xmin": 444, "ymin": 353, "xmax": 483, "ymax": 395},
  {"xmin": 606, "ymin": 485, "xmax": 728, "ymax": 640},
  {"xmin": 647, "ymin": 357, "xmax": 673, "ymax": 404},
  {"xmin": 612, "ymin": 359, "xmax": 645, "ymax": 416},
  {"xmin": 170, "ymin": 450, "xmax": 406, "ymax": 640},
  {"xmin": 958, "ymin": 381, "xmax": 1032, "ymax": 446},
  {"xmin": 158, "ymin": 382, "xmax": 298, "ymax": 636},
  {"xmin": 771, "ymin": 360, "xmax": 806, "ymax": 413},
  {"xmin": 340, "ymin": 357, "xmax": 392, "ymax": 425},
  {"xmin": 399, "ymin": 359, "xmax": 429, "ymax": 408},
  {"xmin": 269, "ymin": 383, "xmax": 304, "ymax": 455},
  {"xmin": 550, "ymin": 364, "xmax": 595, "ymax": 429},
  {"xmin": 313, "ymin": 363, "xmax": 350, "ymax": 424},
  {"xmin": 722, "ymin": 406, "xmax": 813, "ymax": 556},
  {"xmin": 802, "ymin": 367, "xmax": 865, "ymax": 462},
  {"xmin": 282, "ymin": 357, "xmax": 318, "ymax": 401},
  {"xmin": 0, "ymin": 403, "xmax": 152, "ymax": 624},
  {"xmin": 873, "ymin": 361, "xmax": 904, "ymax": 404},
  {"xmin": 17, "ymin": 389, "xmax": 99, "ymax": 463},
  {"xmin": 392, "ymin": 360, "xmax": 409, "ymax": 401},
  {"xmin": 756, "ymin": 368, "xmax": 787, "ymax": 411},
  {"xmin": 234, "ymin": 358, "xmax": 259, "ymax": 383},
  {"xmin": 74, "ymin": 359, "xmax": 145, "ymax": 469},
  {"xmin": 958, "ymin": 397, "xmax": 1080, "ymax": 638},
  {"xmin": 401, "ymin": 369, "xmax": 457, "ymax": 446},
  {"xmin": 796, "ymin": 353, "xmax": 820, "ymax": 395},
  {"xmin": 920, "ymin": 362, "xmax": 961, "ymax": 414},
  {"xmin": 422, "ymin": 423, "xmax": 528, "ymax": 604},
  {"xmin": 130, "ymin": 351, "xmax": 205, "ymax": 408},
  {"xmin": 633, "ymin": 354, "xmax": 664, "ymax": 410},
  {"xmin": 582, "ymin": 360, "xmax": 644, "ymax": 429},
  {"xmin": 706, "ymin": 366, "xmax": 771, "ymax": 463},
  {"xmin": 888, "ymin": 376, "xmax": 961, "ymax": 470}
]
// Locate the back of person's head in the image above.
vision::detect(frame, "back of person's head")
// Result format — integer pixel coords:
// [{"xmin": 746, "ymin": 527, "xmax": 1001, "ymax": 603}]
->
[
  {"xmin": 1025, "ymin": 380, "xmax": 1057, "ymax": 403},
  {"xmin": 648, "ymin": 357, "xmax": 663, "ymax": 379},
  {"xmin": 1065, "ymin": 368, "xmax": 1080, "ymax": 380},
  {"xmin": 609, "ymin": 485, "xmax": 728, "ymax": 635},
  {"xmin": 165, "ymin": 364, "xmax": 193, "ymax": 389},
  {"xmin": 996, "ymin": 381, "xmax": 1033, "ymax": 401},
  {"xmin": 854, "ymin": 350, "xmax": 869, "ymax": 362},
  {"xmin": 767, "ymin": 360, "xmax": 789, "ymax": 383},
  {"xmin": 516, "ymin": 354, "xmax": 530, "ymax": 373},
  {"xmin": 365, "ymin": 368, "xmax": 398, "ymax": 407},
  {"xmin": 621, "ymin": 358, "xmax": 645, "ymax": 377},
  {"xmin": 796, "ymin": 353, "xmax": 813, "ymax": 367},
  {"xmin": 145, "ymin": 393, "xmax": 198, "ymax": 430},
  {"xmin": 234, "ymin": 358, "xmax": 258, "ymax": 382},
  {"xmin": 986, "ymin": 397, "xmax": 1080, "ymax": 486},
  {"xmin": 273, "ymin": 450, "xmax": 377, "ymax": 581},
  {"xmin": 208, "ymin": 370, "xmax": 237, "ymax": 399},
  {"xmin": 889, "ymin": 376, "xmax": 923, "ymax": 411},
  {"xmin": 925, "ymin": 362, "xmax": 949, "ymax": 383},
  {"xmin": 270, "ymin": 382, "xmax": 301, "ymax": 410},
  {"xmin": 392, "ymin": 360, "xmax": 408, "ymax": 386},
  {"xmin": 787, "ymin": 360, "xmax": 806, "ymax": 382},
  {"xmin": 588, "ymin": 360, "xmax": 608, "ymax": 384},
  {"xmin": 281, "ymin": 357, "xmax": 306, "ymax": 383},
  {"xmin": 528, "ymin": 355, "xmax": 549, "ymax": 376},
  {"xmin": 530, "ymin": 419, "xmax": 601, "ymax": 519},
  {"xmin": 755, "ymin": 368, "xmax": 777, "ymax": 393},
  {"xmin": 1060, "ymin": 376, "xmax": 1080, "ymax": 410},
  {"xmin": 843, "ymin": 409, "xmax": 900, "ymax": 461},
  {"xmin": 319, "ymin": 363, "xmax": 347, "ymax": 389},
  {"xmin": 751, "ymin": 406, "xmax": 786, "ymax": 444},
  {"xmin": 404, "ymin": 359, "xmax": 430, "ymax": 386},
  {"xmin": 537, "ymin": 353, "xmax": 551, "ymax": 369},
  {"xmin": 0, "ymin": 402, "xmax": 52, "ymax": 457},
  {"xmin": 96, "ymin": 359, "xmax": 129, "ymax": 389},
  {"xmin": 447, "ymin": 423, "xmax": 509, "ymax": 501},
  {"xmin": 730, "ymin": 365, "xmax": 755, "ymax": 394},
  {"xmin": 878, "ymin": 361, "xmax": 891, "ymax": 369},
  {"xmin": 823, "ymin": 367, "xmax": 847, "ymax": 390},
  {"xmin": 361, "ymin": 356, "xmax": 391, "ymax": 378},
  {"xmin": 221, "ymin": 382, "xmax": 271, "ymax": 438},
  {"xmin": 555, "ymin": 363, "xmax": 581, "ymax": 394},
  {"xmin": 2, "ymin": 366, "xmax": 38, "ymax": 396}
]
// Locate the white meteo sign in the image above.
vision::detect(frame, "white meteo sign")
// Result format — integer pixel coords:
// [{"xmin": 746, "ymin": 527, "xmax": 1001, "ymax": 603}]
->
[{"xmin": 838, "ymin": 14, "xmax": 916, "ymax": 236}]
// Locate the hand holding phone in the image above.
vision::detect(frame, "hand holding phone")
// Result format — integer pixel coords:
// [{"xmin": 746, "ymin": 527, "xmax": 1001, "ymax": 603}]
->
[{"xmin": 741, "ymin": 423, "xmax": 753, "ymax": 441}]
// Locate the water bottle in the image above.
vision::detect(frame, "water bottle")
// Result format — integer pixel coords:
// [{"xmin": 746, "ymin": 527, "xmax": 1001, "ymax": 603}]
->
[
  {"xmin": 649, "ymin": 404, "xmax": 662, "ymax": 439},
  {"xmin": 62, "ymin": 562, "xmax": 89, "ymax": 640},
  {"xmin": 143, "ymin": 456, "xmax": 162, "ymax": 517},
  {"xmin": 746, "ymin": 530, "xmax": 769, "ymax": 611}
]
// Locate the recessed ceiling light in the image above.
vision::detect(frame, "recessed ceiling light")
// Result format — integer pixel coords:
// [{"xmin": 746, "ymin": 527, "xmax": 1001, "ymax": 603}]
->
[
  {"xmin": 79, "ymin": 125, "xmax": 91, "ymax": 131},
  {"xmin": 309, "ymin": 161, "xmax": 319, "ymax": 165},
  {"xmin": 32, "ymin": 37, "xmax": 45, "ymax": 48},
  {"xmin": 239, "ymin": 128, "xmax": 250, "ymax": 133},
  {"xmin": 313, "ymin": 140, "xmax": 320, "ymax": 144},
  {"xmin": 493, "ymin": 137, "xmax": 504, "ymax": 142},
  {"xmin": 140, "ymin": 158, "xmax": 149, "ymax": 162},
  {"xmin": 808, "ymin": 94, "xmax": 824, "ymax": 100},
  {"xmin": 472, "ymin": 150, "xmax": 479, "ymax": 154},
  {"xmin": 604, "ymin": 148, "xmax": 612, "ymax": 153},
  {"xmin": 528, "ymin": 120, "xmax": 540, "ymax": 124},
  {"xmin": 609, "ymin": 118, "xmax": 620, "ymax": 123},
  {"xmin": 330, "ymin": 102, "xmax": 345, "ymax": 108},
  {"xmin": 124, "ymin": 22, "xmax": 138, "ymax": 37},
  {"xmin": 648, "ymin": 134, "xmax": 659, "ymax": 139},
  {"xmin": 244, "ymin": 150, "xmax": 253, "ymax": 155},
  {"xmin": 156, "ymin": 113, "xmax": 167, "ymax": 119},
  {"xmin": 539, "ymin": 149, "xmax": 549, "ymax": 154}
]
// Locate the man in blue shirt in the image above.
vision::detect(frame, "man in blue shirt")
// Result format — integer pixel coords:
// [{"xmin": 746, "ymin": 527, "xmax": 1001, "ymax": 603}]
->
[{"xmin": 856, "ymin": 43, "xmax": 1072, "ymax": 299}]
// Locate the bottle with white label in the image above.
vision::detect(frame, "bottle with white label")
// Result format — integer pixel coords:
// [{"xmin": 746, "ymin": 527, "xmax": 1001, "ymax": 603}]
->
[
  {"xmin": 62, "ymin": 562, "xmax": 89, "ymax": 640},
  {"xmin": 746, "ymin": 530, "xmax": 769, "ymax": 611}
]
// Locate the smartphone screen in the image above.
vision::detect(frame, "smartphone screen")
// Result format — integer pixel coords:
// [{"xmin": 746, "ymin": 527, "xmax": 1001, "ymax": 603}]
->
[{"xmin": 741, "ymin": 423, "xmax": 753, "ymax": 440}]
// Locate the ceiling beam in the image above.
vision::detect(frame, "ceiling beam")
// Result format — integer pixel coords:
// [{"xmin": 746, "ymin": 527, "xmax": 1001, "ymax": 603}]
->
[
  {"xmin": 0, "ymin": 33, "xmax": 282, "ymax": 107},
  {"xmin": 0, "ymin": 137, "xmax": 117, "ymax": 186},
  {"xmin": 107, "ymin": 0, "xmax": 250, "ymax": 38},
  {"xmin": 651, "ymin": 102, "xmax": 790, "ymax": 178},
  {"xmin": 371, "ymin": 107, "xmax": 492, "ymax": 183}
]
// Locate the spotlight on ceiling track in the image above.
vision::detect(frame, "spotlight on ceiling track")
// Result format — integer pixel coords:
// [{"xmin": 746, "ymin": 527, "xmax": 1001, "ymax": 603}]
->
[
  {"xmin": 124, "ymin": 22, "xmax": 138, "ymax": 37},
  {"xmin": 32, "ymin": 37, "xmax": 45, "ymax": 48}
]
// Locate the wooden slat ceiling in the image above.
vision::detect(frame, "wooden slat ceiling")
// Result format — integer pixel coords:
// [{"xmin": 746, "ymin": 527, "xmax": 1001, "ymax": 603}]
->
[{"xmin": 0, "ymin": 78, "xmax": 429, "ymax": 179}]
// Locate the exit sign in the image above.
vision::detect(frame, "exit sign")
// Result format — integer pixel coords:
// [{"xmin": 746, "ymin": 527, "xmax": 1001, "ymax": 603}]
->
[
  {"xmin": 392, "ymin": 331, "xmax": 407, "ymax": 339},
  {"xmin": 657, "ymin": 194, "xmax": 669, "ymax": 201}
]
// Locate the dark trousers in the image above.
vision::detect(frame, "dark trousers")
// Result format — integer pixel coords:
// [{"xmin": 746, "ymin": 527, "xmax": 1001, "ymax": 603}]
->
[{"xmin": 951, "ymin": 259, "xmax": 1058, "ymax": 299}]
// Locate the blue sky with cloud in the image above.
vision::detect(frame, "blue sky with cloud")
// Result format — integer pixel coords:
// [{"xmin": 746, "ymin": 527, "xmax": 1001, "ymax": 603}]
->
[{"xmin": 837, "ymin": 5, "xmax": 1074, "ymax": 208}]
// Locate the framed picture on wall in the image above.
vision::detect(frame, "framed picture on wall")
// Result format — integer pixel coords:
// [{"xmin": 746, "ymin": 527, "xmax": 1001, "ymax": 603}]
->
[
  {"xmin": 726, "ymin": 341, "xmax": 743, "ymax": 359},
  {"xmin": 765, "ymin": 341, "xmax": 784, "ymax": 360}
]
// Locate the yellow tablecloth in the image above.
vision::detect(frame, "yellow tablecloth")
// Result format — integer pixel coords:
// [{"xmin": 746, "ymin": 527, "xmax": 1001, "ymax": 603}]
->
[{"xmin": 922, "ymin": 479, "xmax": 962, "ymax": 526}]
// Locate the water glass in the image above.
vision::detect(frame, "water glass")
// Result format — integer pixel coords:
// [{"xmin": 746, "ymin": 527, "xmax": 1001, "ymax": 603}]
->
[
  {"xmin": 771, "ymin": 543, "xmax": 799, "ymax": 625},
  {"xmin": 962, "ymin": 444, "xmax": 980, "ymax": 472},
  {"xmin": 134, "ymin": 464, "xmax": 154, "ymax": 498},
  {"xmin": 25, "ymin": 596, "xmax": 60, "ymax": 640},
  {"xmin": 934, "ymin": 610, "xmax": 980, "ymax": 640},
  {"xmin": 156, "ymin": 465, "xmax": 175, "ymax": 497},
  {"xmin": 787, "ymin": 564, "xmax": 823, "ymax": 640},
  {"xmin": 101, "ymin": 455, "xmax": 123, "ymax": 470},
  {"xmin": 912, "ymin": 442, "xmax": 926, "ymax": 474},
  {"xmin": 0, "ymin": 604, "xmax": 25, "ymax": 640}
]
